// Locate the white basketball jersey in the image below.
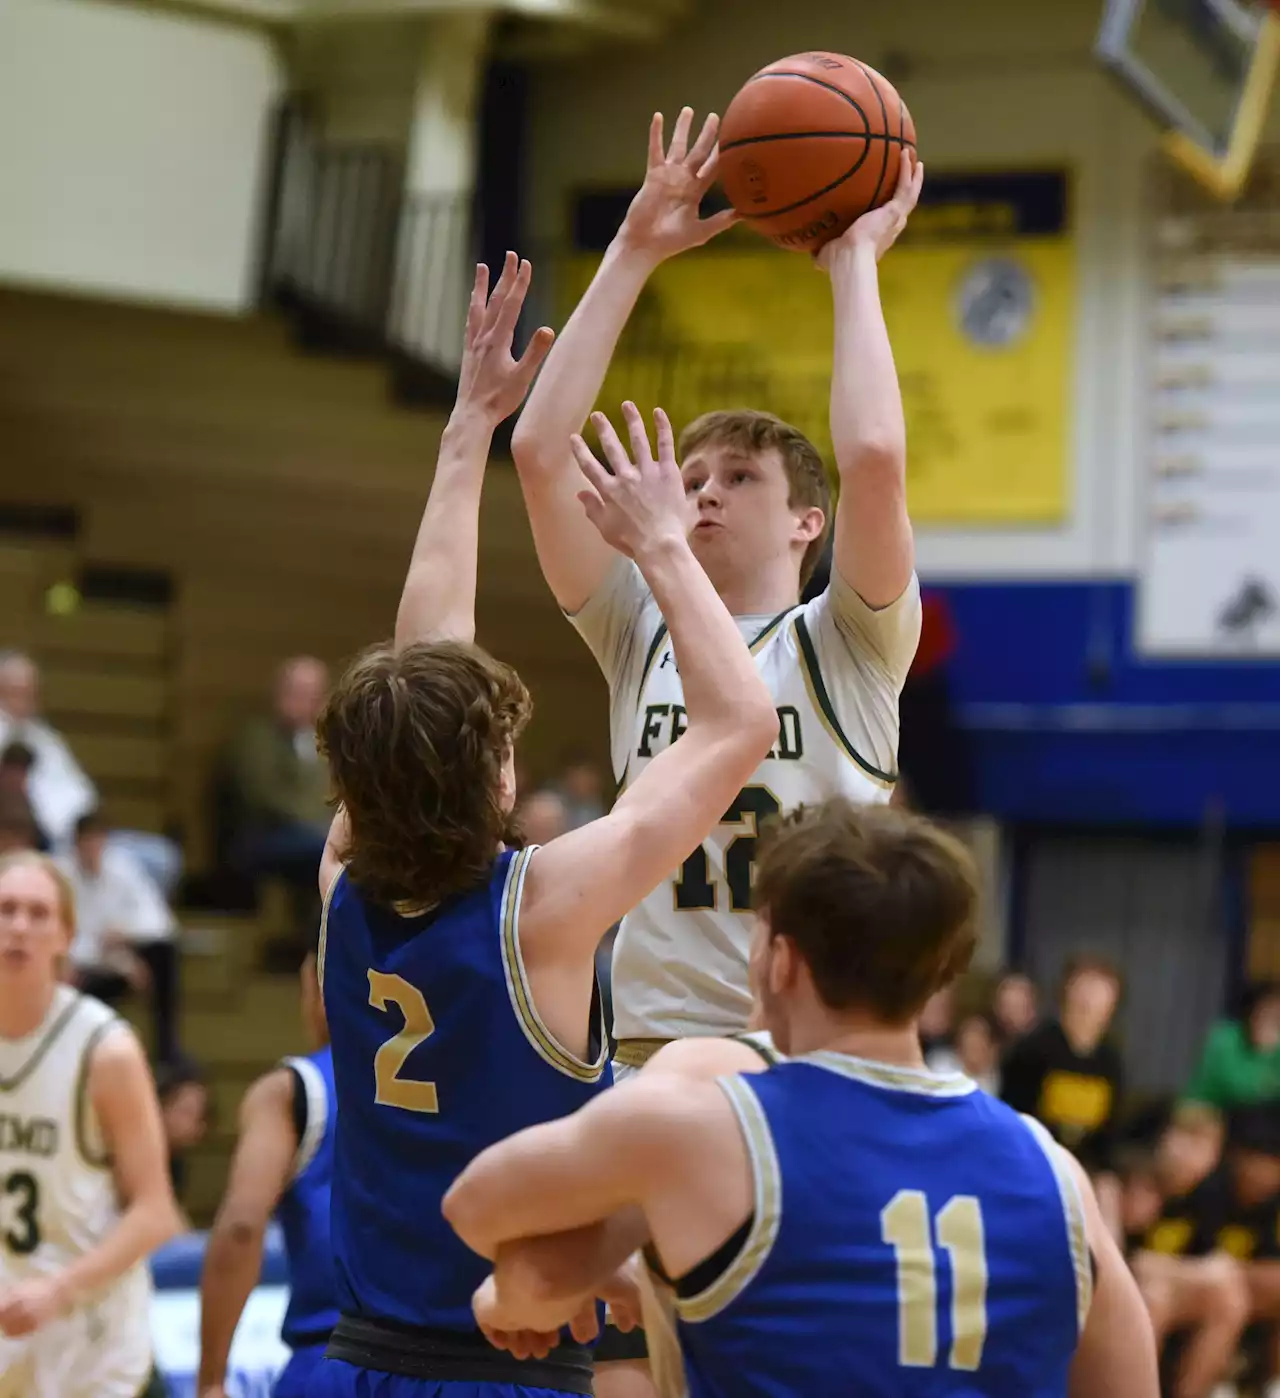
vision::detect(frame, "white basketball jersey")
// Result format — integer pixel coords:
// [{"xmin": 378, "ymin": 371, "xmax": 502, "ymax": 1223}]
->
[
  {"xmin": 0, "ymin": 987, "xmax": 150, "ymax": 1302},
  {"xmin": 571, "ymin": 559, "xmax": 921, "ymax": 1040}
]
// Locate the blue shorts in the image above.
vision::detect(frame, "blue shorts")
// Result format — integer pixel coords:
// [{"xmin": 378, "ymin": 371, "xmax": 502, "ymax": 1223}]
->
[
  {"xmin": 304, "ymin": 1357, "xmax": 584, "ymax": 1398},
  {"xmin": 274, "ymin": 1341, "xmax": 329, "ymax": 1397}
]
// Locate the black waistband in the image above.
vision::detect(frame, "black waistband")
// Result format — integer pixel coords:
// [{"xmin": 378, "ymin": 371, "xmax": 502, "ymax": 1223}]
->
[
  {"xmin": 326, "ymin": 1313, "xmax": 595, "ymax": 1393},
  {"xmin": 285, "ymin": 1325, "xmax": 334, "ymax": 1350}
]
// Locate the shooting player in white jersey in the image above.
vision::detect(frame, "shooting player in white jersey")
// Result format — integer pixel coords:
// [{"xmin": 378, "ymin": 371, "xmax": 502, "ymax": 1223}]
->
[
  {"xmin": 0, "ymin": 852, "xmax": 181, "ymax": 1398},
  {"xmin": 514, "ymin": 114, "xmax": 924, "ymax": 1065},
  {"xmin": 512, "ymin": 107, "xmax": 924, "ymax": 1395}
]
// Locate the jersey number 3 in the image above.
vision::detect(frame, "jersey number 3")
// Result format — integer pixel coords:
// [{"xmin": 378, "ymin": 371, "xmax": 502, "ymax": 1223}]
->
[
  {"xmin": 881, "ymin": 1190, "xmax": 988, "ymax": 1371},
  {"xmin": 674, "ymin": 786, "xmax": 781, "ymax": 912},
  {"xmin": 368, "ymin": 971, "xmax": 439, "ymax": 1114},
  {"xmin": 2, "ymin": 1171, "xmax": 40, "ymax": 1255}
]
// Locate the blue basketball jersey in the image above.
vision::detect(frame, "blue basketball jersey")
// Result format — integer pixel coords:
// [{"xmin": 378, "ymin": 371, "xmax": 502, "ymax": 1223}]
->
[
  {"xmin": 319, "ymin": 847, "xmax": 610, "ymax": 1331},
  {"xmin": 276, "ymin": 1044, "xmax": 340, "ymax": 1348},
  {"xmin": 675, "ymin": 1055, "xmax": 1091, "ymax": 1398}
]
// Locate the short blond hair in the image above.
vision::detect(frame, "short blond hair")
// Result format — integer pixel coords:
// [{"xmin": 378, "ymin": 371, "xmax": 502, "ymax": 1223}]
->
[{"xmin": 0, "ymin": 851, "xmax": 77, "ymax": 937}]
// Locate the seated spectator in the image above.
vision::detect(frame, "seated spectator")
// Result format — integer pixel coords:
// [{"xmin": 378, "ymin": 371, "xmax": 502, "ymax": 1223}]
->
[
  {"xmin": 58, "ymin": 810, "xmax": 181, "ymax": 1064},
  {"xmin": 156, "ymin": 1055, "xmax": 211, "ymax": 1223},
  {"xmin": 927, "ymin": 1011, "xmax": 1001, "ymax": 1094},
  {"xmin": 991, "ymin": 968, "xmax": 1039, "ymax": 1046},
  {"xmin": 225, "ymin": 656, "xmax": 330, "ymax": 964},
  {"xmin": 516, "ymin": 788, "xmax": 569, "ymax": 845},
  {"xmin": 555, "ymin": 751, "xmax": 606, "ymax": 829},
  {"xmin": 1123, "ymin": 1104, "xmax": 1249, "ymax": 1398},
  {"xmin": 0, "ymin": 649, "xmax": 181, "ymax": 892},
  {"xmin": 917, "ymin": 983, "xmax": 955, "ymax": 1058},
  {"xmin": 1185, "ymin": 980, "xmax": 1280, "ymax": 1112},
  {"xmin": 1001, "ymin": 953, "xmax": 1125, "ymax": 1232},
  {"xmin": 0, "ymin": 741, "xmax": 49, "ymax": 848}
]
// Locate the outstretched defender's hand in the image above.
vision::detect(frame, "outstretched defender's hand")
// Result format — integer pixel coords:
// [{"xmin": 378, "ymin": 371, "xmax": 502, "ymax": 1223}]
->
[
  {"xmin": 817, "ymin": 148, "xmax": 924, "ymax": 269},
  {"xmin": 572, "ymin": 403, "xmax": 688, "ymax": 560},
  {"xmin": 617, "ymin": 109, "xmax": 739, "ymax": 263},
  {"xmin": 456, "ymin": 252, "xmax": 555, "ymax": 426}
]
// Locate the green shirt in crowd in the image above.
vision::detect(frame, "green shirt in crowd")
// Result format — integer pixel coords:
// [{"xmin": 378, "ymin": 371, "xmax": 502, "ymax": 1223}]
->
[{"xmin": 1184, "ymin": 1020, "xmax": 1280, "ymax": 1109}]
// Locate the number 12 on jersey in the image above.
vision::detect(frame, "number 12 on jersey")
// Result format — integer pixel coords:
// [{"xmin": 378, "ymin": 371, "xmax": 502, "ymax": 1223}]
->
[
  {"xmin": 674, "ymin": 786, "xmax": 781, "ymax": 912},
  {"xmin": 881, "ymin": 1190, "xmax": 988, "ymax": 1372}
]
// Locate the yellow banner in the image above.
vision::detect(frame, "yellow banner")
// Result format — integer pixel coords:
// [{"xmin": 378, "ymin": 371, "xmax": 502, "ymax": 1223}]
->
[{"xmin": 565, "ymin": 171, "xmax": 1074, "ymax": 525}]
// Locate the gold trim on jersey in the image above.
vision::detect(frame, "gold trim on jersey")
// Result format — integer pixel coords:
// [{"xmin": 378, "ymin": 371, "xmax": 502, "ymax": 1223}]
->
[
  {"xmin": 316, "ymin": 865, "xmax": 344, "ymax": 994},
  {"xmin": 676, "ymin": 1075, "xmax": 782, "ymax": 1324},
  {"xmin": 793, "ymin": 616, "xmax": 897, "ymax": 789},
  {"xmin": 734, "ymin": 1030, "xmax": 783, "ymax": 1066},
  {"xmin": 804, "ymin": 1050, "xmax": 978, "ymax": 1098},
  {"xmin": 0, "ymin": 991, "xmax": 83, "ymax": 1094},
  {"xmin": 499, "ymin": 847, "xmax": 608, "ymax": 1084},
  {"xmin": 74, "ymin": 1015, "xmax": 120, "ymax": 1170},
  {"xmin": 1021, "ymin": 1114, "xmax": 1094, "ymax": 1335},
  {"xmin": 613, "ymin": 1038, "xmax": 673, "ymax": 1070}
]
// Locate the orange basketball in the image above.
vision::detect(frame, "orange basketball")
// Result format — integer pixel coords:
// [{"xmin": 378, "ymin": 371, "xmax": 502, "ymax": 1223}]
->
[{"xmin": 717, "ymin": 52, "xmax": 917, "ymax": 254}]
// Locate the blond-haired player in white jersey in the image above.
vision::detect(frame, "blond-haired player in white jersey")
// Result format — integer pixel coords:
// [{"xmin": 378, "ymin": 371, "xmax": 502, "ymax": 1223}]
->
[
  {"xmin": 512, "ymin": 110, "xmax": 923, "ymax": 1394},
  {"xmin": 0, "ymin": 852, "xmax": 181, "ymax": 1398},
  {"xmin": 514, "ymin": 112, "xmax": 924, "ymax": 1062}
]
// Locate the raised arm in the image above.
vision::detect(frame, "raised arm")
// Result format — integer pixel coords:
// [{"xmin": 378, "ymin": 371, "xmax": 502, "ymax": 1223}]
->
[
  {"xmin": 818, "ymin": 151, "xmax": 924, "ymax": 610},
  {"xmin": 518, "ymin": 404, "xmax": 777, "ymax": 958},
  {"xmin": 511, "ymin": 110, "xmax": 737, "ymax": 614},
  {"xmin": 394, "ymin": 252, "xmax": 554, "ymax": 650},
  {"xmin": 198, "ymin": 1068, "xmax": 299, "ymax": 1396}
]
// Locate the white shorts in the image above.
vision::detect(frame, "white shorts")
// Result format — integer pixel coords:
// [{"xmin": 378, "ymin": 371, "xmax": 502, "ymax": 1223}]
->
[
  {"xmin": 0, "ymin": 1269, "xmax": 152, "ymax": 1398},
  {"xmin": 610, "ymin": 1058, "xmax": 639, "ymax": 1085}
]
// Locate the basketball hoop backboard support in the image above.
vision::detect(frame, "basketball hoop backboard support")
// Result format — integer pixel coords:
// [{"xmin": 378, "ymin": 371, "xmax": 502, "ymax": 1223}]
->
[{"xmin": 1097, "ymin": 0, "xmax": 1280, "ymax": 200}]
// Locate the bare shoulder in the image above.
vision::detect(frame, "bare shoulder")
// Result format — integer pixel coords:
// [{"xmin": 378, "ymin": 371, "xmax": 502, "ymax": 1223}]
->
[
  {"xmin": 87, "ymin": 1019, "xmax": 149, "ymax": 1086},
  {"xmin": 241, "ymin": 1065, "xmax": 295, "ymax": 1122},
  {"xmin": 644, "ymin": 1036, "xmax": 772, "ymax": 1081}
]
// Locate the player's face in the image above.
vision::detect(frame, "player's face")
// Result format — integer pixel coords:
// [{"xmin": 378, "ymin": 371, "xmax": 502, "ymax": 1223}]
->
[
  {"xmin": 681, "ymin": 445, "xmax": 819, "ymax": 594},
  {"xmin": 0, "ymin": 863, "xmax": 70, "ymax": 988}
]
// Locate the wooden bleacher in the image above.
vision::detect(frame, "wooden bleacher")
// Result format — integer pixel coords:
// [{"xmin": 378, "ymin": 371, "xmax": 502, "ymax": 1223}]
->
[{"xmin": 0, "ymin": 284, "xmax": 608, "ymax": 1221}]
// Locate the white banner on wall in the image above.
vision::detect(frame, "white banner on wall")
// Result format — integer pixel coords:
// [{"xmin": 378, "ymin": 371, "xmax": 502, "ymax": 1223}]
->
[{"xmin": 1138, "ymin": 159, "xmax": 1280, "ymax": 657}]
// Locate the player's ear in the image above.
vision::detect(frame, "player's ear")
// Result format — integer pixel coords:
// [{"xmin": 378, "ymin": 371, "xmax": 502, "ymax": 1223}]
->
[
  {"xmin": 793, "ymin": 506, "xmax": 825, "ymax": 544},
  {"xmin": 768, "ymin": 933, "xmax": 799, "ymax": 996}
]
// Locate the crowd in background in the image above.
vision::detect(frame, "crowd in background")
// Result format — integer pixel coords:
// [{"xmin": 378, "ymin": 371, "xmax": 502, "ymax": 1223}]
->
[
  {"xmin": 925, "ymin": 959, "xmax": 1280, "ymax": 1394},
  {"xmin": 12, "ymin": 635, "xmax": 1280, "ymax": 1394}
]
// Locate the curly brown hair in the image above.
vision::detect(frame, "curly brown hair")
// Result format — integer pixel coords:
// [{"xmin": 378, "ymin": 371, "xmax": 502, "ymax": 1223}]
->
[
  {"xmin": 754, "ymin": 798, "xmax": 979, "ymax": 1024},
  {"xmin": 316, "ymin": 641, "xmax": 532, "ymax": 909},
  {"xmin": 680, "ymin": 409, "xmax": 832, "ymax": 588}
]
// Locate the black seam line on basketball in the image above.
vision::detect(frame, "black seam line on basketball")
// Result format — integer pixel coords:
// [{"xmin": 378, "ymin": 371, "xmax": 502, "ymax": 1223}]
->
[
  {"xmin": 721, "ymin": 132, "xmax": 917, "ymax": 151},
  {"xmin": 746, "ymin": 69, "xmax": 872, "ymax": 123},
  {"xmin": 851, "ymin": 59, "xmax": 892, "ymax": 216},
  {"xmin": 734, "ymin": 137, "xmax": 911, "ymax": 222}
]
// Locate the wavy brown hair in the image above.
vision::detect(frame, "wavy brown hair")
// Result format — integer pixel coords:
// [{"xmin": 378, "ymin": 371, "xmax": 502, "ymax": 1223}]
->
[{"xmin": 317, "ymin": 641, "xmax": 531, "ymax": 909}]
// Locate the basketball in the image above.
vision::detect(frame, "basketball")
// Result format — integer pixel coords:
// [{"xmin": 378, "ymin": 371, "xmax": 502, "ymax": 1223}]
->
[{"xmin": 717, "ymin": 52, "xmax": 918, "ymax": 254}]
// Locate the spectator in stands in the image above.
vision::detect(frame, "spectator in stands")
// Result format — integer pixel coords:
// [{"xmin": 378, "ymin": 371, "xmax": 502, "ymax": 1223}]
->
[
  {"xmin": 992, "ymin": 968, "xmax": 1039, "ymax": 1046},
  {"xmin": 157, "ymin": 1055, "xmax": 211, "ymax": 1223},
  {"xmin": 1185, "ymin": 980, "xmax": 1280, "ymax": 1111},
  {"xmin": 0, "ymin": 649, "xmax": 181, "ymax": 892},
  {"xmin": 1001, "ymin": 954, "xmax": 1125, "ymax": 1232},
  {"xmin": 928, "ymin": 1011, "xmax": 1002, "ymax": 1094},
  {"xmin": 516, "ymin": 787, "xmax": 570, "ymax": 845},
  {"xmin": 0, "ymin": 741, "xmax": 47, "ymax": 848},
  {"xmin": 918, "ymin": 982, "xmax": 955, "ymax": 1057},
  {"xmin": 0, "ymin": 801, "xmax": 36, "ymax": 857},
  {"xmin": 227, "ymin": 657, "xmax": 332, "ymax": 877},
  {"xmin": 226, "ymin": 657, "xmax": 330, "ymax": 958},
  {"xmin": 555, "ymin": 751, "xmax": 607, "ymax": 829},
  {"xmin": 59, "ymin": 809, "xmax": 180, "ymax": 1064},
  {"xmin": 1124, "ymin": 1104, "xmax": 1249, "ymax": 1398}
]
